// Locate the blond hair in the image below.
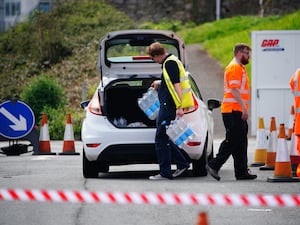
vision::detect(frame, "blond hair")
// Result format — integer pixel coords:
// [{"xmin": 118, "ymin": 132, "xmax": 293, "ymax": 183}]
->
[{"xmin": 147, "ymin": 42, "xmax": 166, "ymax": 57}]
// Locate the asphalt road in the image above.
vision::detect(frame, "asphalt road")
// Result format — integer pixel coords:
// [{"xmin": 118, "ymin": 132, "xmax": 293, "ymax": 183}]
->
[{"xmin": 0, "ymin": 139, "xmax": 300, "ymax": 225}]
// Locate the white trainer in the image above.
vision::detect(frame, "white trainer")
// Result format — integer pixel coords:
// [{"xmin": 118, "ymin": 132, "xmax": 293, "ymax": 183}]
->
[{"xmin": 149, "ymin": 174, "xmax": 169, "ymax": 180}]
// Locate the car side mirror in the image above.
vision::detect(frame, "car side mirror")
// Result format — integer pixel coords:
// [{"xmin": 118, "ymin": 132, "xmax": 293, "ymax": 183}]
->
[
  {"xmin": 207, "ymin": 98, "xmax": 221, "ymax": 111},
  {"xmin": 80, "ymin": 100, "xmax": 90, "ymax": 109}
]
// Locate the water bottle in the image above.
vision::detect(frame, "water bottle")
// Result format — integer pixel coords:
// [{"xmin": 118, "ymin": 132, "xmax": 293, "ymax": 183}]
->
[
  {"xmin": 138, "ymin": 88, "xmax": 160, "ymax": 120},
  {"xmin": 166, "ymin": 117, "xmax": 195, "ymax": 148},
  {"xmin": 113, "ymin": 118, "xmax": 117, "ymax": 126},
  {"xmin": 146, "ymin": 88, "xmax": 159, "ymax": 120},
  {"xmin": 118, "ymin": 117, "xmax": 127, "ymax": 127},
  {"xmin": 166, "ymin": 121, "xmax": 177, "ymax": 141},
  {"xmin": 166, "ymin": 120, "xmax": 182, "ymax": 147},
  {"xmin": 176, "ymin": 118, "xmax": 194, "ymax": 141}
]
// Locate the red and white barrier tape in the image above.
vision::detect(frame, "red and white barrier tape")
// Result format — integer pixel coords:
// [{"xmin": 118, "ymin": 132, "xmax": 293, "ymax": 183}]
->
[{"xmin": 1, "ymin": 189, "xmax": 300, "ymax": 207}]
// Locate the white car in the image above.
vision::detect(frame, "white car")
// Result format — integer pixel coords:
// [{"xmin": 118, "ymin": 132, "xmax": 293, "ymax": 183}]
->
[{"xmin": 80, "ymin": 30, "xmax": 220, "ymax": 178}]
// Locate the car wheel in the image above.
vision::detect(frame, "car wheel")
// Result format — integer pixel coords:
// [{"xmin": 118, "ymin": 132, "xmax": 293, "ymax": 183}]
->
[
  {"xmin": 83, "ymin": 149, "xmax": 99, "ymax": 178},
  {"xmin": 192, "ymin": 134, "xmax": 208, "ymax": 177},
  {"xmin": 98, "ymin": 163, "xmax": 109, "ymax": 173}
]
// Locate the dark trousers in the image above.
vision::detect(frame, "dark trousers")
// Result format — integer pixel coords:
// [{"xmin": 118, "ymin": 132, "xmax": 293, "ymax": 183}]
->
[
  {"xmin": 208, "ymin": 111, "xmax": 249, "ymax": 177},
  {"xmin": 155, "ymin": 102, "xmax": 189, "ymax": 178}
]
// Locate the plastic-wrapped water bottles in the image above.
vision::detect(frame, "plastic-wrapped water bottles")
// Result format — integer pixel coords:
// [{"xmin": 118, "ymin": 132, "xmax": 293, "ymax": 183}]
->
[
  {"xmin": 138, "ymin": 88, "xmax": 160, "ymax": 120},
  {"xmin": 118, "ymin": 117, "xmax": 127, "ymax": 127},
  {"xmin": 113, "ymin": 117, "xmax": 127, "ymax": 127},
  {"xmin": 166, "ymin": 117, "xmax": 195, "ymax": 148}
]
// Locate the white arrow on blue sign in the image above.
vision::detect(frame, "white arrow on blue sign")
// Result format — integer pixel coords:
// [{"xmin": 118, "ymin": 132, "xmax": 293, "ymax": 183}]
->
[{"xmin": 0, "ymin": 100, "xmax": 35, "ymax": 139}]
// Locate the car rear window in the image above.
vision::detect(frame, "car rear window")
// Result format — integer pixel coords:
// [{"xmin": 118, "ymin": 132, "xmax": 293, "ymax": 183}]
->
[
  {"xmin": 105, "ymin": 34, "xmax": 180, "ymax": 63},
  {"xmin": 107, "ymin": 43, "xmax": 179, "ymax": 63}
]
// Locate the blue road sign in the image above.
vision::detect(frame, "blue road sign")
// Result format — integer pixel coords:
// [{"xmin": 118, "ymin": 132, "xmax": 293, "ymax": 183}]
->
[{"xmin": 0, "ymin": 100, "xmax": 35, "ymax": 139}]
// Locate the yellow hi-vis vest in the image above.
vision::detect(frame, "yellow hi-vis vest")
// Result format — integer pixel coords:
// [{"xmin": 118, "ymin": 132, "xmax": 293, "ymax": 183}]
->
[{"xmin": 162, "ymin": 55, "xmax": 194, "ymax": 109}]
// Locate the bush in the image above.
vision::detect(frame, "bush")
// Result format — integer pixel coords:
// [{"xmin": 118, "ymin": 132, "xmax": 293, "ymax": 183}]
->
[
  {"xmin": 41, "ymin": 106, "xmax": 84, "ymax": 140},
  {"xmin": 20, "ymin": 76, "xmax": 65, "ymax": 120},
  {"xmin": 41, "ymin": 106, "xmax": 65, "ymax": 140}
]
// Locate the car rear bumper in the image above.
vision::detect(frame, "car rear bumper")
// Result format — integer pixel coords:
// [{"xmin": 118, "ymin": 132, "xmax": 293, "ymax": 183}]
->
[
  {"xmin": 94, "ymin": 143, "xmax": 157, "ymax": 165},
  {"xmin": 81, "ymin": 110, "xmax": 207, "ymax": 162}
]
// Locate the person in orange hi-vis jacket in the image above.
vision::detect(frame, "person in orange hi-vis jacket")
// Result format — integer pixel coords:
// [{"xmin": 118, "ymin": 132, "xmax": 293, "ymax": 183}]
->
[
  {"xmin": 289, "ymin": 68, "xmax": 300, "ymax": 154},
  {"xmin": 206, "ymin": 43, "xmax": 257, "ymax": 181}
]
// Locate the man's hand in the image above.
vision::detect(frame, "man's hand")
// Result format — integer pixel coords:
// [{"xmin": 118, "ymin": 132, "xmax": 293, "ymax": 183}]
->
[
  {"xmin": 151, "ymin": 80, "xmax": 161, "ymax": 90},
  {"xmin": 241, "ymin": 107, "xmax": 248, "ymax": 120},
  {"xmin": 231, "ymin": 88, "xmax": 248, "ymax": 120},
  {"xmin": 176, "ymin": 107, "xmax": 184, "ymax": 117}
]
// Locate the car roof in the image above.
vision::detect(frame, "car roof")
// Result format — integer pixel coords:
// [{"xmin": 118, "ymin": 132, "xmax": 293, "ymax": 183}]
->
[{"xmin": 98, "ymin": 29, "xmax": 187, "ymax": 80}]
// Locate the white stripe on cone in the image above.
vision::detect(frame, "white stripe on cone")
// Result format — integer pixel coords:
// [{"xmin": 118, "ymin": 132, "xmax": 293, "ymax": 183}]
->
[
  {"xmin": 256, "ymin": 128, "xmax": 268, "ymax": 149},
  {"xmin": 268, "ymin": 130, "xmax": 277, "ymax": 153},
  {"xmin": 39, "ymin": 124, "xmax": 50, "ymax": 141},
  {"xmin": 276, "ymin": 137, "xmax": 290, "ymax": 162},
  {"xmin": 64, "ymin": 124, "xmax": 74, "ymax": 141}
]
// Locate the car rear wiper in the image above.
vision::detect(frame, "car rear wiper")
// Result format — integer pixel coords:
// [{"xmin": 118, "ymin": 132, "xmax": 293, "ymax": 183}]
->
[{"xmin": 130, "ymin": 74, "xmax": 138, "ymax": 78}]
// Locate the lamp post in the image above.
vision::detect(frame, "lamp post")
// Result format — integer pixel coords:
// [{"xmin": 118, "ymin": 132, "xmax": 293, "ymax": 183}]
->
[{"xmin": 216, "ymin": 0, "xmax": 221, "ymax": 20}]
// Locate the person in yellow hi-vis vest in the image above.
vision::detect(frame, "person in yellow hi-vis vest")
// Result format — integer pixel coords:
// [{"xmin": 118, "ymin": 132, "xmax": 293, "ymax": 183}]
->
[
  {"xmin": 289, "ymin": 68, "xmax": 300, "ymax": 177},
  {"xmin": 147, "ymin": 42, "xmax": 191, "ymax": 180},
  {"xmin": 206, "ymin": 43, "xmax": 257, "ymax": 181}
]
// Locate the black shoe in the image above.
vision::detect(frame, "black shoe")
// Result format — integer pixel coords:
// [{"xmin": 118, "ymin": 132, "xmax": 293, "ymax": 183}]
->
[
  {"xmin": 206, "ymin": 165, "xmax": 220, "ymax": 181},
  {"xmin": 236, "ymin": 174, "xmax": 257, "ymax": 180}
]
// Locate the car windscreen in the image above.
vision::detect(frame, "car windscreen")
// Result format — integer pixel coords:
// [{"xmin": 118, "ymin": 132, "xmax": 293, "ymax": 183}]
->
[{"xmin": 105, "ymin": 34, "xmax": 180, "ymax": 64}]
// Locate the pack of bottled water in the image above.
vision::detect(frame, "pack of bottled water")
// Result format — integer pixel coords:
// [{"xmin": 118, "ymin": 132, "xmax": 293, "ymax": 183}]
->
[
  {"xmin": 137, "ymin": 88, "xmax": 160, "ymax": 120},
  {"xmin": 166, "ymin": 117, "xmax": 195, "ymax": 148}
]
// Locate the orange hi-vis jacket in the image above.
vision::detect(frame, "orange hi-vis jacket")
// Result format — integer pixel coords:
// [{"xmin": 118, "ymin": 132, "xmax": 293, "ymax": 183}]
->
[
  {"xmin": 221, "ymin": 58, "xmax": 250, "ymax": 113},
  {"xmin": 289, "ymin": 68, "xmax": 300, "ymax": 135}
]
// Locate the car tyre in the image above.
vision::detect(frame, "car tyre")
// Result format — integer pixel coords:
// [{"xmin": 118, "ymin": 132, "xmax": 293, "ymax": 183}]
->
[
  {"xmin": 98, "ymin": 163, "xmax": 109, "ymax": 173},
  {"xmin": 192, "ymin": 134, "xmax": 208, "ymax": 177},
  {"xmin": 83, "ymin": 150, "xmax": 99, "ymax": 178}
]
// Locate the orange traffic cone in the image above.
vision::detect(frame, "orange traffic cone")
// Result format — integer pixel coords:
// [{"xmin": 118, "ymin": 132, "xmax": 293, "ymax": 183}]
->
[
  {"xmin": 59, "ymin": 114, "xmax": 79, "ymax": 155},
  {"xmin": 196, "ymin": 212, "xmax": 209, "ymax": 225},
  {"xmin": 260, "ymin": 117, "xmax": 277, "ymax": 170},
  {"xmin": 297, "ymin": 164, "xmax": 300, "ymax": 177},
  {"xmin": 38, "ymin": 113, "xmax": 56, "ymax": 155},
  {"xmin": 267, "ymin": 123, "xmax": 300, "ymax": 182},
  {"xmin": 251, "ymin": 117, "xmax": 268, "ymax": 167},
  {"xmin": 286, "ymin": 105, "xmax": 294, "ymax": 140}
]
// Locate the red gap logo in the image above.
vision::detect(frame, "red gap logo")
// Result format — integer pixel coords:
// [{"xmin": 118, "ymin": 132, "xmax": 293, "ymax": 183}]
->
[{"xmin": 261, "ymin": 39, "xmax": 284, "ymax": 52}]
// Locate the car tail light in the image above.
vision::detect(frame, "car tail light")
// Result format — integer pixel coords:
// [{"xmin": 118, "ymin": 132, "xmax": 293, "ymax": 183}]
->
[
  {"xmin": 86, "ymin": 143, "xmax": 101, "ymax": 148},
  {"xmin": 186, "ymin": 141, "xmax": 201, "ymax": 146},
  {"xmin": 88, "ymin": 92, "xmax": 102, "ymax": 115}
]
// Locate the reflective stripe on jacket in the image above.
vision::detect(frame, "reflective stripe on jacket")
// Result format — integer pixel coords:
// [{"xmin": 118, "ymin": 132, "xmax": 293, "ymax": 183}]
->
[
  {"xmin": 290, "ymin": 68, "xmax": 300, "ymax": 135},
  {"xmin": 162, "ymin": 55, "xmax": 194, "ymax": 109},
  {"xmin": 221, "ymin": 58, "xmax": 250, "ymax": 113}
]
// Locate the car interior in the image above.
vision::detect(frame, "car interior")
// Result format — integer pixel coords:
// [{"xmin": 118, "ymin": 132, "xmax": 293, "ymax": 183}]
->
[{"xmin": 104, "ymin": 78, "xmax": 157, "ymax": 128}]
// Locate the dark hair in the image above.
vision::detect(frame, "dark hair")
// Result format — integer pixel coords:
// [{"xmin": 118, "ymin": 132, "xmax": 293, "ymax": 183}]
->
[
  {"xmin": 234, "ymin": 43, "xmax": 251, "ymax": 55},
  {"xmin": 147, "ymin": 42, "xmax": 166, "ymax": 57}
]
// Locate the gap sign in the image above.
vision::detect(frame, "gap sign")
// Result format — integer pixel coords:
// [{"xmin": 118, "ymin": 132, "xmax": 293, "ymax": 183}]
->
[{"xmin": 0, "ymin": 100, "xmax": 35, "ymax": 139}]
